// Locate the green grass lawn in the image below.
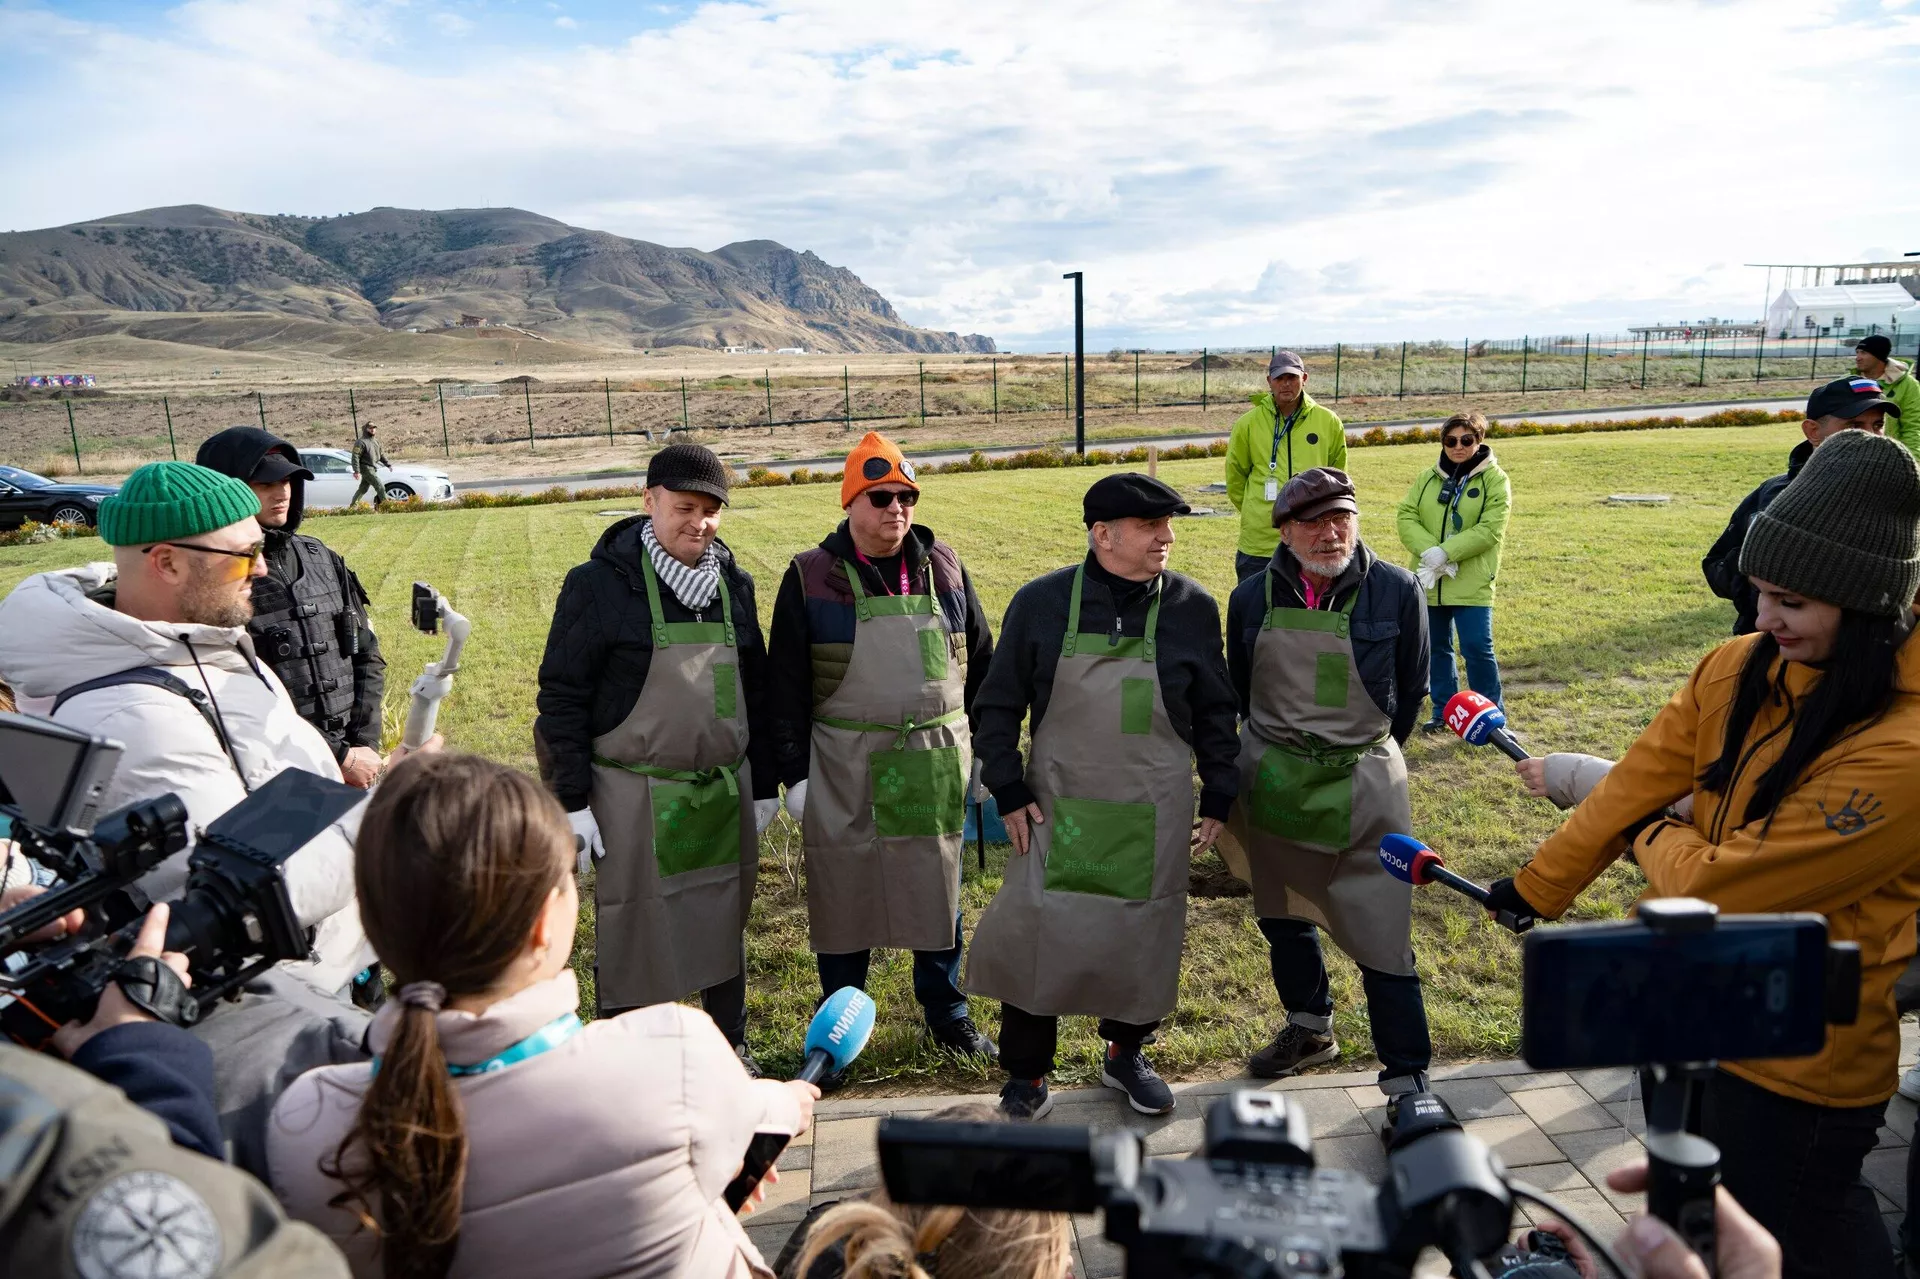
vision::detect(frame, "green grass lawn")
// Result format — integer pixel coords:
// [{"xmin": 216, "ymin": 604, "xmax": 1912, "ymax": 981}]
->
[{"xmin": 0, "ymin": 424, "xmax": 1796, "ymax": 1091}]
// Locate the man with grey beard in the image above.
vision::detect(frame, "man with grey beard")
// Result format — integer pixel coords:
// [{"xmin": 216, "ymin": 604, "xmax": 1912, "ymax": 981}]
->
[{"xmin": 1223, "ymin": 467, "xmax": 1432, "ymax": 1109}]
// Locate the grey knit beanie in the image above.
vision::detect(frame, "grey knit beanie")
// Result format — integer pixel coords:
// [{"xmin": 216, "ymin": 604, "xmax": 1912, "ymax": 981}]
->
[{"xmin": 1739, "ymin": 430, "xmax": 1920, "ymax": 616}]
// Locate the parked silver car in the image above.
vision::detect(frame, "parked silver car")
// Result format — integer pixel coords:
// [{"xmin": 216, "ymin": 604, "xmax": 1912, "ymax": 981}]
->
[{"xmin": 297, "ymin": 449, "xmax": 455, "ymax": 507}]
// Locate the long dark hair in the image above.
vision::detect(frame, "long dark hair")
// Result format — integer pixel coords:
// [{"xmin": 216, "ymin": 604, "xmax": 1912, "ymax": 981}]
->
[
  {"xmin": 1698, "ymin": 609, "xmax": 1914, "ymax": 832},
  {"xmin": 322, "ymin": 752, "xmax": 572, "ymax": 1279}
]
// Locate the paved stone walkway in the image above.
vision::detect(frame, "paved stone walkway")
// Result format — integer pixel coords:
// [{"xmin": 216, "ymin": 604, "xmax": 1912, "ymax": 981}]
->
[{"xmin": 744, "ymin": 1025, "xmax": 1919, "ymax": 1276}]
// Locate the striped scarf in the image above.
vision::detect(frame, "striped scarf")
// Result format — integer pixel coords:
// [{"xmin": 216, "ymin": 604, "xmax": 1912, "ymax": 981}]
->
[{"xmin": 641, "ymin": 522, "xmax": 722, "ymax": 611}]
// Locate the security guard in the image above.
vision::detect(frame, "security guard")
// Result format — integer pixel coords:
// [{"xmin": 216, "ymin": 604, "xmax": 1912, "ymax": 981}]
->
[
  {"xmin": 196, "ymin": 428, "xmax": 386, "ymax": 789},
  {"xmin": 967, "ymin": 473, "xmax": 1239, "ymax": 1119},
  {"xmin": 1225, "ymin": 350, "xmax": 1349, "ymax": 581}
]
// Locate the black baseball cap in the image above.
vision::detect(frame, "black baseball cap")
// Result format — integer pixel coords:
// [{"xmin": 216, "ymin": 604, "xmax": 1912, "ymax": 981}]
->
[
  {"xmin": 1083, "ymin": 473, "xmax": 1190, "ymax": 525},
  {"xmin": 250, "ymin": 451, "xmax": 314, "ymax": 484},
  {"xmin": 1856, "ymin": 335, "xmax": 1893, "ymax": 361},
  {"xmin": 646, "ymin": 442, "xmax": 732, "ymax": 503},
  {"xmin": 1806, "ymin": 376, "xmax": 1900, "ymax": 423}
]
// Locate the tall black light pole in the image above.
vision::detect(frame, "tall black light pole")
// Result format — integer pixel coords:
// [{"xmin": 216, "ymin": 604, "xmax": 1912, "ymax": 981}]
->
[{"xmin": 1063, "ymin": 271, "xmax": 1085, "ymax": 454}]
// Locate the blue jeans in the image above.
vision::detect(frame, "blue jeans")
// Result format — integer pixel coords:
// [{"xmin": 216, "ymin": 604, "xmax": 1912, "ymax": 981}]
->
[
  {"xmin": 1258, "ymin": 916, "xmax": 1431, "ymax": 1081},
  {"xmin": 816, "ymin": 910, "xmax": 970, "ymax": 1028},
  {"xmin": 1235, "ymin": 551, "xmax": 1269, "ymax": 582},
  {"xmin": 1426, "ymin": 604, "xmax": 1502, "ymax": 718}
]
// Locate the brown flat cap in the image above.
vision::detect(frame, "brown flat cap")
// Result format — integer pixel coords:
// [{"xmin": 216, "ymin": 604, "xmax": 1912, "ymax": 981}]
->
[{"xmin": 1272, "ymin": 466, "xmax": 1358, "ymax": 526}]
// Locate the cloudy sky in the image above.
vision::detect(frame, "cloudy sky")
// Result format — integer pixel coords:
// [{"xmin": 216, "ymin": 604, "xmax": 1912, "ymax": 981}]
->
[{"xmin": 4, "ymin": 0, "xmax": 1918, "ymax": 349}]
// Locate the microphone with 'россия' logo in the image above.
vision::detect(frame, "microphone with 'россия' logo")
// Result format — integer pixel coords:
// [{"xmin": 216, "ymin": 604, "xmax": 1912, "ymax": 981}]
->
[{"xmin": 1379, "ymin": 833, "xmax": 1535, "ymax": 934}]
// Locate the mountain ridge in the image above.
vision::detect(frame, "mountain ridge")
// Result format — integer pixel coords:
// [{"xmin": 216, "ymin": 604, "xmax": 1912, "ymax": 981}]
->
[{"xmin": 0, "ymin": 204, "xmax": 994, "ymax": 355}]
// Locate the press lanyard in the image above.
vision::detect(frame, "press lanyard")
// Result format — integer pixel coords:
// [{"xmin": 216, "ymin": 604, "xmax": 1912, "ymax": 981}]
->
[
  {"xmin": 371, "ymin": 1011, "xmax": 584, "ymax": 1078},
  {"xmin": 1268, "ymin": 402, "xmax": 1303, "ymax": 476},
  {"xmin": 856, "ymin": 548, "xmax": 911, "ymax": 596}
]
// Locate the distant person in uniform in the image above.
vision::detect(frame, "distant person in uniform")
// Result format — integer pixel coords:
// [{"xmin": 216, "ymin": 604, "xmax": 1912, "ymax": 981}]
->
[
  {"xmin": 350, "ymin": 422, "xmax": 386, "ymax": 509},
  {"xmin": 1225, "ymin": 351, "xmax": 1348, "ymax": 582},
  {"xmin": 1856, "ymin": 335, "xmax": 1920, "ymax": 454}
]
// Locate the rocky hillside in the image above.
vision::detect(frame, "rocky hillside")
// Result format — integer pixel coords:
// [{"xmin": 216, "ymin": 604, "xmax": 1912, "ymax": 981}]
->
[{"xmin": 0, "ymin": 205, "xmax": 994, "ymax": 354}]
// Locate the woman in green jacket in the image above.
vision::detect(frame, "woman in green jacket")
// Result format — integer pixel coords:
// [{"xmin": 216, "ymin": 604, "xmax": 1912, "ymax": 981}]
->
[{"xmin": 1395, "ymin": 410, "xmax": 1513, "ymax": 728}]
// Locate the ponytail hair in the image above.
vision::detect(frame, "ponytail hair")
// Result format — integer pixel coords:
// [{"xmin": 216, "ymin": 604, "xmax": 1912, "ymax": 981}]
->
[
  {"xmin": 322, "ymin": 752, "xmax": 572, "ymax": 1279},
  {"xmin": 790, "ymin": 1103, "xmax": 1072, "ymax": 1279}
]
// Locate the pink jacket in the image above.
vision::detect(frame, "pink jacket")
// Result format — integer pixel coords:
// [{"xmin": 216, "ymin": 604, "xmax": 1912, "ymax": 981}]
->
[{"xmin": 266, "ymin": 971, "xmax": 802, "ymax": 1279}]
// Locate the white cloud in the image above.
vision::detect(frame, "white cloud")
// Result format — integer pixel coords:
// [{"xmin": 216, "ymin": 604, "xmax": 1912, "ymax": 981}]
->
[
  {"xmin": 555, "ymin": 15, "xmax": 578, "ymax": 28},
  {"xmin": 1, "ymin": 0, "xmax": 1917, "ymax": 347},
  {"xmin": 431, "ymin": 11, "xmax": 472, "ymax": 36}
]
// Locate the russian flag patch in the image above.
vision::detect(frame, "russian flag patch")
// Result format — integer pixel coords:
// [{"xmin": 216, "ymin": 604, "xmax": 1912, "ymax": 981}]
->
[{"xmin": 1851, "ymin": 377, "xmax": 1881, "ymax": 394}]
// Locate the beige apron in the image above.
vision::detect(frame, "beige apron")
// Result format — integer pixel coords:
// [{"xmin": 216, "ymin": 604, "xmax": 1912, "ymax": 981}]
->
[
  {"xmin": 589, "ymin": 547, "xmax": 756, "ymax": 1011},
  {"xmin": 1228, "ymin": 568, "xmax": 1415, "ymax": 976},
  {"xmin": 965, "ymin": 565, "xmax": 1194, "ymax": 1025},
  {"xmin": 803, "ymin": 558, "xmax": 968, "ymax": 954}
]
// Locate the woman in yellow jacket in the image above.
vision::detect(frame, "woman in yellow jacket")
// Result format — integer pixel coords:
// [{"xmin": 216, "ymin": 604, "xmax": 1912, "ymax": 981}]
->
[{"xmin": 1487, "ymin": 429, "xmax": 1920, "ymax": 1279}]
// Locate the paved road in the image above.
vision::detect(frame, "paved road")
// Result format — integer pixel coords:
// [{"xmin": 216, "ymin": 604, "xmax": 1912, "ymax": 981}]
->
[{"xmin": 453, "ymin": 397, "xmax": 1800, "ymax": 497}]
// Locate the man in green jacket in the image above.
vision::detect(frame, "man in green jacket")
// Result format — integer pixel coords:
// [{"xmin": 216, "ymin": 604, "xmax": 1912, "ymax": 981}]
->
[
  {"xmin": 350, "ymin": 423, "xmax": 387, "ymax": 509},
  {"xmin": 1856, "ymin": 337, "xmax": 1920, "ymax": 454},
  {"xmin": 1225, "ymin": 351, "xmax": 1347, "ymax": 580}
]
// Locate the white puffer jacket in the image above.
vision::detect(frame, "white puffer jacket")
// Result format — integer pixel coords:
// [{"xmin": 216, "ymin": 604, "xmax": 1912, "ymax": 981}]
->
[{"xmin": 0, "ymin": 562, "xmax": 370, "ymax": 992}]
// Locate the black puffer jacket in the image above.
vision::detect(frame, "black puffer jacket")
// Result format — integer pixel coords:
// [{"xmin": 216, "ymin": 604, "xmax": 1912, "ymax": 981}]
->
[
  {"xmin": 534, "ymin": 515, "xmax": 777, "ymax": 811},
  {"xmin": 1701, "ymin": 439, "xmax": 1811, "ymax": 635}
]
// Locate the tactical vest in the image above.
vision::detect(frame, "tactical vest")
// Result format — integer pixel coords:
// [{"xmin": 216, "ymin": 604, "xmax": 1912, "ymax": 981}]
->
[
  {"xmin": 791, "ymin": 541, "xmax": 969, "ymax": 709},
  {"xmin": 249, "ymin": 533, "xmax": 362, "ymax": 740}
]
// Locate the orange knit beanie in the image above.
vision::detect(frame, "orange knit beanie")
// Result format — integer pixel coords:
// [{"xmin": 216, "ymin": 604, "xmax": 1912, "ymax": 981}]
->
[{"xmin": 840, "ymin": 431, "xmax": 919, "ymax": 508}]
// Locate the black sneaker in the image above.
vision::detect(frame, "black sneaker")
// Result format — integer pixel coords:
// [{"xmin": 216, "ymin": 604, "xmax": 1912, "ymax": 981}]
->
[
  {"xmin": 929, "ymin": 1015, "xmax": 998, "ymax": 1061},
  {"xmin": 1247, "ymin": 1025, "xmax": 1339, "ymax": 1079},
  {"xmin": 733, "ymin": 1042, "xmax": 762, "ymax": 1079},
  {"xmin": 1101, "ymin": 1047, "xmax": 1175, "ymax": 1115},
  {"xmin": 999, "ymin": 1077, "xmax": 1055, "ymax": 1120},
  {"xmin": 1418, "ymin": 720, "xmax": 1447, "ymax": 736}
]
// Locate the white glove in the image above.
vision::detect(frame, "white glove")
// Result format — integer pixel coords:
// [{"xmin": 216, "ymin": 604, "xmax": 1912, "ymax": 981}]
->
[
  {"xmin": 754, "ymin": 798, "xmax": 780, "ymax": 834},
  {"xmin": 1419, "ymin": 546, "xmax": 1449, "ymax": 573},
  {"xmin": 967, "ymin": 759, "xmax": 990, "ymax": 803},
  {"xmin": 1443, "ymin": 561, "xmax": 1458, "ymax": 578},
  {"xmin": 784, "ymin": 779, "xmax": 808, "ymax": 824},
  {"xmin": 569, "ymin": 808, "xmax": 604, "ymax": 876},
  {"xmin": 1415, "ymin": 563, "xmax": 1439, "ymax": 590}
]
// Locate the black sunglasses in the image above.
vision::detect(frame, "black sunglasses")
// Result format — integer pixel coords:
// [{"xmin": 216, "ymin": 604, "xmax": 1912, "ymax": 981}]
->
[
  {"xmin": 145, "ymin": 540, "xmax": 267, "ymax": 562},
  {"xmin": 1442, "ymin": 434, "xmax": 1477, "ymax": 448},
  {"xmin": 865, "ymin": 489, "xmax": 919, "ymax": 509}
]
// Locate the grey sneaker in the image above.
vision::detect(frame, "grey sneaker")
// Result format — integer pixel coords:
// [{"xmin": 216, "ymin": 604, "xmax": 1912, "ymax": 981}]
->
[
  {"xmin": 1101, "ymin": 1047, "xmax": 1175, "ymax": 1115},
  {"xmin": 733, "ymin": 1042, "xmax": 762, "ymax": 1080},
  {"xmin": 999, "ymin": 1077, "xmax": 1055, "ymax": 1120},
  {"xmin": 1248, "ymin": 1024, "xmax": 1339, "ymax": 1079}
]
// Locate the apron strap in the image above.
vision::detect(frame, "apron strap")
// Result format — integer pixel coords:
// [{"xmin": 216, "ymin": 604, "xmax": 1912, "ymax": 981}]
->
[
  {"xmin": 592, "ymin": 753, "xmax": 741, "ymax": 797},
  {"xmin": 839, "ymin": 558, "xmax": 872, "ymax": 621},
  {"xmin": 1275, "ymin": 727, "xmax": 1391, "ymax": 771},
  {"xmin": 639, "ymin": 544, "xmax": 737, "ymax": 648},
  {"xmin": 1062, "ymin": 563, "xmax": 1163, "ymax": 660},
  {"xmin": 814, "ymin": 705, "xmax": 966, "ymax": 752}
]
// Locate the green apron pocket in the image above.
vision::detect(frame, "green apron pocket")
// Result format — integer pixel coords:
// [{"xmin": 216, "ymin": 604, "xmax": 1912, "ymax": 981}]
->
[
  {"xmin": 869, "ymin": 745, "xmax": 965, "ymax": 837},
  {"xmin": 1120, "ymin": 677, "xmax": 1154, "ymax": 735},
  {"xmin": 652, "ymin": 776, "xmax": 742, "ymax": 877},
  {"xmin": 1313, "ymin": 651, "xmax": 1349, "ymax": 708},
  {"xmin": 1250, "ymin": 744, "xmax": 1353, "ymax": 848},
  {"xmin": 917, "ymin": 627, "xmax": 949, "ymax": 682},
  {"xmin": 1044, "ymin": 797, "xmax": 1156, "ymax": 900},
  {"xmin": 713, "ymin": 662, "xmax": 737, "ymax": 720}
]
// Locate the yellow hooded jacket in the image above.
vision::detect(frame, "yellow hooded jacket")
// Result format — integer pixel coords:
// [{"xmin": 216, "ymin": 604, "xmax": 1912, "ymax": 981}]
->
[{"xmin": 1518, "ymin": 630, "xmax": 1920, "ymax": 1108}]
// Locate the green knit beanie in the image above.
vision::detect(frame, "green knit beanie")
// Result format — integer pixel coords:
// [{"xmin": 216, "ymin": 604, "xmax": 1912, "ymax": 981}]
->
[
  {"xmin": 97, "ymin": 462, "xmax": 262, "ymax": 548},
  {"xmin": 1740, "ymin": 430, "xmax": 1920, "ymax": 617}
]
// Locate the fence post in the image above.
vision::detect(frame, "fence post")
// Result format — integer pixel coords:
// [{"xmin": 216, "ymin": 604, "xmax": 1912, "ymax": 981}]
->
[
  {"xmin": 1332, "ymin": 343, "xmax": 1342, "ymax": 400},
  {"xmin": 1581, "ymin": 334, "xmax": 1591, "ymax": 391},
  {"xmin": 1134, "ymin": 350, "xmax": 1140, "ymax": 412},
  {"xmin": 1640, "ymin": 333, "xmax": 1650, "ymax": 389},
  {"xmin": 524, "ymin": 381, "xmax": 535, "ymax": 452},
  {"xmin": 1397, "ymin": 341, "xmax": 1408, "ymax": 399},
  {"xmin": 1698, "ymin": 339, "xmax": 1708, "ymax": 388},
  {"xmin": 843, "ymin": 365, "xmax": 851, "ymax": 431},
  {"xmin": 680, "ymin": 376, "xmax": 690, "ymax": 432},
  {"xmin": 1519, "ymin": 337, "xmax": 1529, "ymax": 394},
  {"xmin": 991, "ymin": 358, "xmax": 999, "ymax": 422},
  {"xmin": 349, "ymin": 387, "xmax": 358, "ymax": 436},
  {"xmin": 919, "ymin": 360, "xmax": 927, "ymax": 424},
  {"xmin": 1809, "ymin": 333, "xmax": 1819, "ymax": 381},
  {"xmin": 1062, "ymin": 353, "xmax": 1069, "ymax": 420},
  {"xmin": 163, "ymin": 396, "xmax": 178, "ymax": 460},
  {"xmin": 1201, "ymin": 348, "xmax": 1208, "ymax": 411},
  {"xmin": 604, "ymin": 378, "xmax": 614, "ymax": 445},
  {"xmin": 66, "ymin": 400, "xmax": 82, "ymax": 475},
  {"xmin": 256, "ymin": 390, "xmax": 267, "ymax": 430},
  {"xmin": 437, "ymin": 383, "xmax": 450, "ymax": 458},
  {"xmin": 1461, "ymin": 337, "xmax": 1470, "ymax": 396},
  {"xmin": 1755, "ymin": 328, "xmax": 1764, "ymax": 382},
  {"xmin": 765, "ymin": 369, "xmax": 774, "ymax": 433}
]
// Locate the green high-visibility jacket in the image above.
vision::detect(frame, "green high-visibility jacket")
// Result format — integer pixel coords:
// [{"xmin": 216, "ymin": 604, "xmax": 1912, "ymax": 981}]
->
[
  {"xmin": 1224, "ymin": 391, "xmax": 1348, "ymax": 558},
  {"xmin": 1881, "ymin": 364, "xmax": 1920, "ymax": 456},
  {"xmin": 1395, "ymin": 451, "xmax": 1512, "ymax": 607}
]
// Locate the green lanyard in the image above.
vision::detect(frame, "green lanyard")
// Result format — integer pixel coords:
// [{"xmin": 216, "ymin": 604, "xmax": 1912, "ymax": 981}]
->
[
  {"xmin": 640, "ymin": 544, "xmax": 735, "ymax": 649},
  {"xmin": 1061, "ymin": 562, "xmax": 1162, "ymax": 659}
]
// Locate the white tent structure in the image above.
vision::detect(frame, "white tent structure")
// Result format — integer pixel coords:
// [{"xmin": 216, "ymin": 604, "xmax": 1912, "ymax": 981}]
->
[{"xmin": 1765, "ymin": 284, "xmax": 1917, "ymax": 338}]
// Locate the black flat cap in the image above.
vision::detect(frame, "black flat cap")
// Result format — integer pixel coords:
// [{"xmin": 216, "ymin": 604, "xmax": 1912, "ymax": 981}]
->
[
  {"xmin": 1083, "ymin": 472, "xmax": 1191, "ymax": 525},
  {"xmin": 646, "ymin": 442, "xmax": 731, "ymax": 503},
  {"xmin": 1272, "ymin": 467, "xmax": 1358, "ymax": 526}
]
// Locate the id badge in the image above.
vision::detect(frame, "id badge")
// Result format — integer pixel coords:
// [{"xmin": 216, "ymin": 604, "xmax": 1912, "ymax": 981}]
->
[{"xmin": 1264, "ymin": 477, "xmax": 1279, "ymax": 502}]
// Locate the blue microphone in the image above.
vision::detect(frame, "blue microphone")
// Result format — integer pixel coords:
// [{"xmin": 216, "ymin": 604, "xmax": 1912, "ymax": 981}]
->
[
  {"xmin": 798, "ymin": 986, "xmax": 876, "ymax": 1085},
  {"xmin": 1379, "ymin": 834, "xmax": 1533, "ymax": 934}
]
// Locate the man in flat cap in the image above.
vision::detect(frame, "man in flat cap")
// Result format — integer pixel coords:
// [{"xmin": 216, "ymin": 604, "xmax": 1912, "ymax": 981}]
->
[
  {"xmin": 1225, "ymin": 350, "xmax": 1348, "ymax": 582},
  {"xmin": 967, "ymin": 472, "xmax": 1239, "ymax": 1118},
  {"xmin": 1225, "ymin": 467, "xmax": 1432, "ymax": 1107}
]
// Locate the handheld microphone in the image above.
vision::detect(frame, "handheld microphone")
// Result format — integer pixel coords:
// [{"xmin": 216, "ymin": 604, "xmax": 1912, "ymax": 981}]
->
[
  {"xmin": 1379, "ymin": 833, "xmax": 1534, "ymax": 934},
  {"xmin": 724, "ymin": 987, "xmax": 877, "ymax": 1212},
  {"xmin": 1442, "ymin": 691, "xmax": 1529, "ymax": 761}
]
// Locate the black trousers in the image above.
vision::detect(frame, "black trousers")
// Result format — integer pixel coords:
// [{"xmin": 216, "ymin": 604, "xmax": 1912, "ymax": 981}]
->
[
  {"xmin": 999, "ymin": 1002, "xmax": 1160, "ymax": 1080},
  {"xmin": 1698, "ymin": 1069, "xmax": 1893, "ymax": 1279},
  {"xmin": 1235, "ymin": 550, "xmax": 1269, "ymax": 582},
  {"xmin": 1259, "ymin": 916, "xmax": 1431, "ymax": 1080}
]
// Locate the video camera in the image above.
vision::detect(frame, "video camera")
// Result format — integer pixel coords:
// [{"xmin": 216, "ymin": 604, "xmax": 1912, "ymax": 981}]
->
[
  {"xmin": 879, "ymin": 902, "xmax": 1862, "ymax": 1277},
  {"xmin": 0, "ymin": 712, "xmax": 363, "ymax": 1048}
]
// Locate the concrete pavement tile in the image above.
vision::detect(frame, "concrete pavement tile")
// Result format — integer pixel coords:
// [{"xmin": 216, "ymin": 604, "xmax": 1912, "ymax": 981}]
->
[
  {"xmin": 1884, "ymin": 1095, "xmax": 1916, "ymax": 1142},
  {"xmin": 745, "ymin": 1219, "xmax": 799, "ymax": 1269},
  {"xmin": 1879, "ymin": 1125, "xmax": 1908, "ymax": 1151},
  {"xmin": 811, "ymin": 1116, "xmax": 881, "ymax": 1194},
  {"xmin": 1435, "ymin": 1060, "xmax": 1536, "ymax": 1080},
  {"xmin": 1264, "ymin": 1065, "xmax": 1385, "ymax": 1091},
  {"xmin": 1571, "ymin": 1067, "xmax": 1637, "ymax": 1105},
  {"xmin": 1312, "ymin": 1133, "xmax": 1390, "ymax": 1180},
  {"xmin": 1548, "ymin": 1129, "xmax": 1648, "ymax": 1212},
  {"xmin": 1288, "ymin": 1085, "xmax": 1373, "ymax": 1139},
  {"xmin": 1505, "ymin": 1161, "xmax": 1588, "ymax": 1193},
  {"xmin": 1520, "ymin": 1187, "xmax": 1628, "ymax": 1245},
  {"xmin": 1901, "ymin": 1017, "xmax": 1916, "ymax": 1067},
  {"xmin": 1602, "ymin": 1100, "xmax": 1647, "ymax": 1135},
  {"xmin": 1496, "ymin": 1071, "xmax": 1575, "ymax": 1093},
  {"xmin": 776, "ymin": 1141, "xmax": 813, "ymax": 1171},
  {"xmin": 789, "ymin": 1122, "xmax": 814, "ymax": 1148},
  {"xmin": 1463, "ymin": 1114, "xmax": 1564, "ymax": 1168},
  {"xmin": 1864, "ymin": 1145, "xmax": 1907, "ymax": 1211},
  {"xmin": 1511, "ymin": 1085, "xmax": 1617, "ymax": 1135},
  {"xmin": 1430, "ymin": 1075, "xmax": 1521, "ymax": 1119},
  {"xmin": 1876, "ymin": 1186, "xmax": 1898, "ymax": 1214},
  {"xmin": 1074, "ymin": 1212, "xmax": 1125, "ymax": 1277},
  {"xmin": 745, "ymin": 1166, "xmax": 813, "ymax": 1227}
]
